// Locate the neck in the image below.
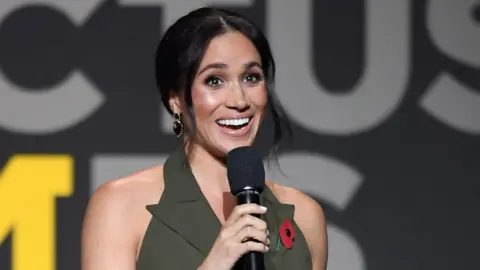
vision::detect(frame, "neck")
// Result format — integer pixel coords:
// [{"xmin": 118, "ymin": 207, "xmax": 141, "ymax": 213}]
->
[{"xmin": 186, "ymin": 143, "xmax": 230, "ymax": 193}]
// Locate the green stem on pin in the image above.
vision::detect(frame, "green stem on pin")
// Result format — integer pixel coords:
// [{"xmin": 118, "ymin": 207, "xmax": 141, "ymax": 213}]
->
[{"xmin": 276, "ymin": 237, "xmax": 281, "ymax": 251}]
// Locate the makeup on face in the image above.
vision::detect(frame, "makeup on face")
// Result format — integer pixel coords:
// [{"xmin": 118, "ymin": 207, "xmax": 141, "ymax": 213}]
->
[{"xmin": 190, "ymin": 32, "xmax": 268, "ymax": 153}]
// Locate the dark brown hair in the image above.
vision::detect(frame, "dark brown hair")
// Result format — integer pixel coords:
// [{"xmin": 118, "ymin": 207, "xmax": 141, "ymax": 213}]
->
[{"xmin": 155, "ymin": 7, "xmax": 291, "ymax": 161}]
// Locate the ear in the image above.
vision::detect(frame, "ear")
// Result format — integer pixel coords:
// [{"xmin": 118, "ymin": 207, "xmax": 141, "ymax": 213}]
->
[{"xmin": 168, "ymin": 94, "xmax": 181, "ymax": 114}]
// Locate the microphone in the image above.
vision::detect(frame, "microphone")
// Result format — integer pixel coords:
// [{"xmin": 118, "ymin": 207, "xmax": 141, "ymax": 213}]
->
[{"xmin": 227, "ymin": 146, "xmax": 266, "ymax": 270}]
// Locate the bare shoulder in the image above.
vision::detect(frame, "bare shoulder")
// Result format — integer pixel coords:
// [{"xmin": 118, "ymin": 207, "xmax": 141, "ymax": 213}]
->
[
  {"xmin": 266, "ymin": 181, "xmax": 328, "ymax": 270},
  {"xmin": 86, "ymin": 165, "xmax": 165, "ymax": 215},
  {"xmin": 266, "ymin": 181, "xmax": 324, "ymax": 218},
  {"xmin": 81, "ymin": 165, "xmax": 165, "ymax": 270}
]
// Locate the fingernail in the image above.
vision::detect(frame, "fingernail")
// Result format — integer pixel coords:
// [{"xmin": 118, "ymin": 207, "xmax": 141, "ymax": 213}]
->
[
  {"xmin": 265, "ymin": 245, "xmax": 269, "ymax": 252},
  {"xmin": 260, "ymin": 206, "xmax": 267, "ymax": 212},
  {"xmin": 267, "ymin": 238, "xmax": 271, "ymax": 245}
]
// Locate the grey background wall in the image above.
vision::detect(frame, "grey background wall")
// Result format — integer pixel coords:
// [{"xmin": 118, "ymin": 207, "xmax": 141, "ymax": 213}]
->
[{"xmin": 0, "ymin": 1, "xmax": 479, "ymax": 269}]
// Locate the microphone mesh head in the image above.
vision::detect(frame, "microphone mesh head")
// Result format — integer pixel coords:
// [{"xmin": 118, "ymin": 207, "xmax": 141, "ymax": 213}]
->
[{"xmin": 227, "ymin": 146, "xmax": 265, "ymax": 195}]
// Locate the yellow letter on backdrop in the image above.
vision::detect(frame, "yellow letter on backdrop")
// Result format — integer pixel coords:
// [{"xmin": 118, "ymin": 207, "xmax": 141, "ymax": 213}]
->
[{"xmin": 0, "ymin": 155, "xmax": 74, "ymax": 270}]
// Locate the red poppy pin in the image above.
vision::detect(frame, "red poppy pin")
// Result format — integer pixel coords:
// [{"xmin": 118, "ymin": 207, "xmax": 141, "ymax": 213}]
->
[{"xmin": 277, "ymin": 218, "xmax": 295, "ymax": 250}]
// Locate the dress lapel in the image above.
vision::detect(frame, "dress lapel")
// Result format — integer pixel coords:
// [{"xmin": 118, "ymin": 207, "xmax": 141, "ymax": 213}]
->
[
  {"xmin": 144, "ymin": 148, "xmax": 303, "ymax": 269},
  {"xmin": 261, "ymin": 186, "xmax": 296, "ymax": 269},
  {"xmin": 145, "ymin": 148, "xmax": 222, "ymax": 256}
]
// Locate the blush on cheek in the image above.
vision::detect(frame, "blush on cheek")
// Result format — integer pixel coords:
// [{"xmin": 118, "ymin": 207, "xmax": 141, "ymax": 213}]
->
[
  {"xmin": 190, "ymin": 86, "xmax": 223, "ymax": 118},
  {"xmin": 249, "ymin": 86, "xmax": 268, "ymax": 109}
]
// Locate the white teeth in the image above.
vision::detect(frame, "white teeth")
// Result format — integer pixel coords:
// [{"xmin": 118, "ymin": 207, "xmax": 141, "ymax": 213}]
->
[{"xmin": 216, "ymin": 117, "xmax": 250, "ymax": 126}]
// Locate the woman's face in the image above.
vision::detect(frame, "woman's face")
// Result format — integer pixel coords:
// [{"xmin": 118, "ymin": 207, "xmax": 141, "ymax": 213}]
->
[{"xmin": 177, "ymin": 31, "xmax": 268, "ymax": 156}]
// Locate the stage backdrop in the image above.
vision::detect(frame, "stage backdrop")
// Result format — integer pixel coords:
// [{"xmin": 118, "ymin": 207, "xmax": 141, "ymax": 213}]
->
[{"xmin": 1, "ymin": 1, "xmax": 479, "ymax": 269}]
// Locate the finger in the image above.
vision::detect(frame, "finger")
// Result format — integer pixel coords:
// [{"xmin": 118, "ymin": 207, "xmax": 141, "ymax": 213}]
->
[
  {"xmin": 230, "ymin": 214, "xmax": 267, "ymax": 234},
  {"xmin": 235, "ymin": 226, "xmax": 269, "ymax": 246},
  {"xmin": 240, "ymin": 239, "xmax": 269, "ymax": 254},
  {"xmin": 220, "ymin": 216, "xmax": 268, "ymax": 243},
  {"xmin": 224, "ymin": 204, "xmax": 267, "ymax": 226}
]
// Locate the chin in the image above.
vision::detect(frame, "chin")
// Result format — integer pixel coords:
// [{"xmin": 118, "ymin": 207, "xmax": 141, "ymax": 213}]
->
[
  {"xmin": 223, "ymin": 141, "xmax": 253, "ymax": 153},
  {"xmin": 202, "ymin": 120, "xmax": 260, "ymax": 157},
  {"xmin": 207, "ymin": 138, "xmax": 253, "ymax": 158}
]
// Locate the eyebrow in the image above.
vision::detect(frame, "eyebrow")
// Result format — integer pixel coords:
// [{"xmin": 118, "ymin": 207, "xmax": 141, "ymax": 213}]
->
[{"xmin": 197, "ymin": 61, "xmax": 261, "ymax": 75}]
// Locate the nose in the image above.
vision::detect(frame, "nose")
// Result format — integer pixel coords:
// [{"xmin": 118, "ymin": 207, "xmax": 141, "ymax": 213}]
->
[{"xmin": 225, "ymin": 82, "xmax": 250, "ymax": 111}]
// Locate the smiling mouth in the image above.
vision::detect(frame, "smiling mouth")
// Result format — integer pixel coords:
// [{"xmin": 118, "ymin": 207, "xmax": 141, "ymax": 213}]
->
[{"xmin": 215, "ymin": 117, "xmax": 252, "ymax": 130}]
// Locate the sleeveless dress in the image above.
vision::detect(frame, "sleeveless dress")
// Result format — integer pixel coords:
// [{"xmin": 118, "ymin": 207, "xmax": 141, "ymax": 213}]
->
[{"xmin": 136, "ymin": 148, "xmax": 312, "ymax": 269}]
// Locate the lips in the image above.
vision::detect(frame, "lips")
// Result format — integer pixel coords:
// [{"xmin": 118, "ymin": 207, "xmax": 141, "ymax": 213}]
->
[
  {"xmin": 216, "ymin": 117, "xmax": 251, "ymax": 127},
  {"xmin": 215, "ymin": 116, "xmax": 254, "ymax": 136}
]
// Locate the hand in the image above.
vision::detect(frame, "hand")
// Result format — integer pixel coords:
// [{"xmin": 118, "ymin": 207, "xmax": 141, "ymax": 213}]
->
[{"xmin": 198, "ymin": 204, "xmax": 270, "ymax": 270}]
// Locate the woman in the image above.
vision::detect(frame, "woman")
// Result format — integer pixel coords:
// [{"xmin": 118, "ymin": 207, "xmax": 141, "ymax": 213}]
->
[{"xmin": 81, "ymin": 7, "xmax": 327, "ymax": 270}]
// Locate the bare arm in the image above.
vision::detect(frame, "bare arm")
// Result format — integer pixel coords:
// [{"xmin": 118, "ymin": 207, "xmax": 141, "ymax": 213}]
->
[
  {"xmin": 81, "ymin": 183, "xmax": 138, "ymax": 270},
  {"xmin": 296, "ymin": 195, "xmax": 328, "ymax": 270},
  {"xmin": 273, "ymin": 184, "xmax": 328, "ymax": 270}
]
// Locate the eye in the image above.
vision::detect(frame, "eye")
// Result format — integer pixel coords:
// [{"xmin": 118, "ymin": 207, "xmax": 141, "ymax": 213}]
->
[
  {"xmin": 244, "ymin": 73, "xmax": 263, "ymax": 84},
  {"xmin": 205, "ymin": 76, "xmax": 224, "ymax": 87}
]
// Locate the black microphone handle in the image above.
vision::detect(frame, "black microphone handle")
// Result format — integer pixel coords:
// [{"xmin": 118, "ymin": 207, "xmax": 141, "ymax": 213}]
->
[{"xmin": 236, "ymin": 189, "xmax": 265, "ymax": 270}]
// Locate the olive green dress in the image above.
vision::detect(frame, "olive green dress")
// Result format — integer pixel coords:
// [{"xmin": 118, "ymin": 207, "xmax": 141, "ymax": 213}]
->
[{"xmin": 136, "ymin": 148, "xmax": 312, "ymax": 269}]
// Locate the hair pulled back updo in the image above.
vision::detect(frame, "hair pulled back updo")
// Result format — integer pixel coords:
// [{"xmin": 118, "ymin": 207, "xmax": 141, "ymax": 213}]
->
[{"xmin": 155, "ymin": 7, "xmax": 291, "ymax": 160}]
